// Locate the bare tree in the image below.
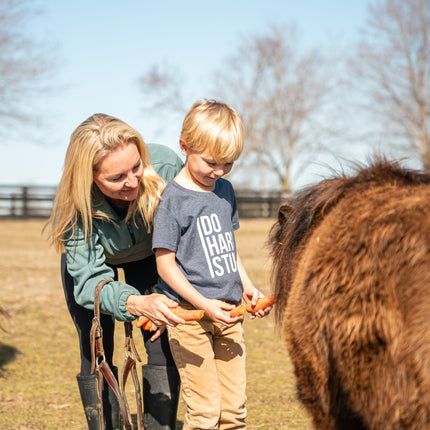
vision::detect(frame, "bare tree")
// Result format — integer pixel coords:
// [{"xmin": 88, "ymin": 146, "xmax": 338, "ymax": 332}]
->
[
  {"xmin": 212, "ymin": 25, "xmax": 338, "ymax": 192},
  {"xmin": 351, "ymin": 0, "xmax": 430, "ymax": 169},
  {"xmin": 0, "ymin": 0, "xmax": 54, "ymax": 139},
  {"xmin": 140, "ymin": 63, "xmax": 187, "ymax": 115},
  {"xmin": 138, "ymin": 25, "xmax": 338, "ymax": 192}
]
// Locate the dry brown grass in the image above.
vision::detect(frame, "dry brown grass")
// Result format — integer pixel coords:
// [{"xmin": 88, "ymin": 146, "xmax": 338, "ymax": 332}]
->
[{"xmin": 0, "ymin": 219, "xmax": 311, "ymax": 429}]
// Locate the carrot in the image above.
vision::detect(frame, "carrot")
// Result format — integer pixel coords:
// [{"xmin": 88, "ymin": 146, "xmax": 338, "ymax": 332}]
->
[
  {"xmin": 230, "ymin": 304, "xmax": 246, "ymax": 317},
  {"xmin": 138, "ymin": 317, "xmax": 155, "ymax": 331},
  {"xmin": 245, "ymin": 294, "xmax": 278, "ymax": 313},
  {"xmin": 230, "ymin": 295, "xmax": 278, "ymax": 317},
  {"xmin": 136, "ymin": 307, "xmax": 205, "ymax": 330},
  {"xmin": 170, "ymin": 308, "xmax": 205, "ymax": 321}
]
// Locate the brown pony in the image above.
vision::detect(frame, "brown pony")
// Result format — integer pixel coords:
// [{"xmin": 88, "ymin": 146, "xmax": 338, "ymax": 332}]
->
[{"xmin": 270, "ymin": 158, "xmax": 430, "ymax": 430}]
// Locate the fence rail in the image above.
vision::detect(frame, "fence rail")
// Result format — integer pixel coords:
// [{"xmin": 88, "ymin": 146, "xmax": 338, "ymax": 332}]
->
[
  {"xmin": 0, "ymin": 185, "xmax": 288, "ymax": 219},
  {"xmin": 0, "ymin": 185, "xmax": 56, "ymax": 218}
]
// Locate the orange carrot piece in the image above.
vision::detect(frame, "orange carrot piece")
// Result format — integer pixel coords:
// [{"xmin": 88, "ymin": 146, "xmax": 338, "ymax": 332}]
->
[
  {"xmin": 245, "ymin": 294, "xmax": 278, "ymax": 313},
  {"xmin": 136, "ymin": 316, "xmax": 156, "ymax": 330},
  {"xmin": 142, "ymin": 322, "xmax": 150, "ymax": 331},
  {"xmin": 136, "ymin": 307, "xmax": 205, "ymax": 330},
  {"xmin": 170, "ymin": 308, "xmax": 205, "ymax": 321},
  {"xmin": 230, "ymin": 304, "xmax": 246, "ymax": 317},
  {"xmin": 141, "ymin": 318, "xmax": 155, "ymax": 331}
]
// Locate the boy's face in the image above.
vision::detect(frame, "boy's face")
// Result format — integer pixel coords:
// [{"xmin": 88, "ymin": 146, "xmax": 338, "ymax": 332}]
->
[{"xmin": 180, "ymin": 143, "xmax": 234, "ymax": 191}]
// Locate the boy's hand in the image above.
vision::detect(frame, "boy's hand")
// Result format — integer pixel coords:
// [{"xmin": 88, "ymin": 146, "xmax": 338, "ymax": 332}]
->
[
  {"xmin": 201, "ymin": 298, "xmax": 241, "ymax": 326},
  {"xmin": 242, "ymin": 290, "xmax": 275, "ymax": 319}
]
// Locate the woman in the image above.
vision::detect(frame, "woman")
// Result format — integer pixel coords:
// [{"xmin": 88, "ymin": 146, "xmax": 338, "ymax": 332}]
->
[{"xmin": 45, "ymin": 113, "xmax": 184, "ymax": 430}]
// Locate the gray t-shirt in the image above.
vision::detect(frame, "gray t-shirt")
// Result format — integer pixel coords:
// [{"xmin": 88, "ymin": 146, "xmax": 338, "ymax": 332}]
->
[{"xmin": 152, "ymin": 178, "xmax": 243, "ymax": 303}]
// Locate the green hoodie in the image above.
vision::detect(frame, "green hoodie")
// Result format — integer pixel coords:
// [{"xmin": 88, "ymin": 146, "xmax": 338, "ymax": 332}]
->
[{"xmin": 65, "ymin": 143, "xmax": 183, "ymax": 321}]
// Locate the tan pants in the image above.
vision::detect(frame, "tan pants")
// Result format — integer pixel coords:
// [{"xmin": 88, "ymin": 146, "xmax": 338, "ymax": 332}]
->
[{"xmin": 167, "ymin": 310, "xmax": 247, "ymax": 430}]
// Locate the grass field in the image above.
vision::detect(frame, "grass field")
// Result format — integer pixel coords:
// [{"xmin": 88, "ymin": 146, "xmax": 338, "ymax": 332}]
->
[{"xmin": 0, "ymin": 219, "xmax": 312, "ymax": 429}]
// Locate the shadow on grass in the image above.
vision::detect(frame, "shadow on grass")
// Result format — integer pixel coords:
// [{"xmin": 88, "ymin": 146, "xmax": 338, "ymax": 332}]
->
[
  {"xmin": 0, "ymin": 343, "xmax": 19, "ymax": 376},
  {"xmin": 129, "ymin": 414, "xmax": 183, "ymax": 429}
]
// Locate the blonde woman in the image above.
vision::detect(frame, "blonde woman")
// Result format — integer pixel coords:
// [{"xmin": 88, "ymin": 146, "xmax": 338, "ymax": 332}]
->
[{"xmin": 46, "ymin": 113, "xmax": 184, "ymax": 430}]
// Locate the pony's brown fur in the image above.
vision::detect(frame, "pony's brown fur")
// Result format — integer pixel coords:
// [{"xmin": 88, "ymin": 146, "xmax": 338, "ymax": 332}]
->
[{"xmin": 270, "ymin": 158, "xmax": 430, "ymax": 430}]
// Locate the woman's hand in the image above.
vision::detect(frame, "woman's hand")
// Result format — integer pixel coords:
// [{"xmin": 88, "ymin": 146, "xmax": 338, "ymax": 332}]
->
[
  {"xmin": 148, "ymin": 325, "xmax": 166, "ymax": 342},
  {"xmin": 126, "ymin": 293, "xmax": 185, "ymax": 326}
]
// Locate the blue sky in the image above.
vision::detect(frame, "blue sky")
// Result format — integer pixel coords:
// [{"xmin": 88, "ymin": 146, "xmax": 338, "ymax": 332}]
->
[{"xmin": 2, "ymin": 0, "xmax": 371, "ymax": 187}]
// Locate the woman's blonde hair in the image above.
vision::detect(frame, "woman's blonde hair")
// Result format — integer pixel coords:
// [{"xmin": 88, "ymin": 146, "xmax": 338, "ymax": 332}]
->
[
  {"xmin": 45, "ymin": 113, "xmax": 166, "ymax": 252},
  {"xmin": 180, "ymin": 99, "xmax": 244, "ymax": 162}
]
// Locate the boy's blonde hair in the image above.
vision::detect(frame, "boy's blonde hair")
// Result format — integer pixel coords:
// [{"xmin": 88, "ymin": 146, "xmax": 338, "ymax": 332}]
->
[
  {"xmin": 45, "ymin": 113, "xmax": 166, "ymax": 252},
  {"xmin": 180, "ymin": 99, "xmax": 244, "ymax": 163}
]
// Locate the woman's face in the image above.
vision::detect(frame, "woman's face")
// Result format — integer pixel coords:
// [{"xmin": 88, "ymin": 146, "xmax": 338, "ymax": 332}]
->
[{"xmin": 93, "ymin": 142, "xmax": 143, "ymax": 207}]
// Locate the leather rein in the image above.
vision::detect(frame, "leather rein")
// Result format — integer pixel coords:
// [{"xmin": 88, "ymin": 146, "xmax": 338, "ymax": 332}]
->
[{"xmin": 90, "ymin": 280, "xmax": 144, "ymax": 429}]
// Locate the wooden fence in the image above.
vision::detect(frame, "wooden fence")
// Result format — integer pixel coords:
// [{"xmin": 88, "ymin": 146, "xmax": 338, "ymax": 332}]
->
[{"xmin": 0, "ymin": 185, "xmax": 288, "ymax": 219}]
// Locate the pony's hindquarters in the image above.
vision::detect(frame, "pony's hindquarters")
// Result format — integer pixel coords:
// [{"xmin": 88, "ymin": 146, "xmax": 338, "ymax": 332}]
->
[{"xmin": 284, "ymin": 185, "xmax": 430, "ymax": 430}]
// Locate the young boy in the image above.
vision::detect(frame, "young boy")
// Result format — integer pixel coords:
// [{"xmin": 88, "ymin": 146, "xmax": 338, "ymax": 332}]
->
[{"xmin": 152, "ymin": 99, "xmax": 271, "ymax": 429}]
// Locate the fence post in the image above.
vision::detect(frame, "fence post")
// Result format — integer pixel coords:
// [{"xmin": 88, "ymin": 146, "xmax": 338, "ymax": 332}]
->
[
  {"xmin": 22, "ymin": 186, "xmax": 29, "ymax": 218},
  {"xmin": 11, "ymin": 194, "xmax": 16, "ymax": 217}
]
